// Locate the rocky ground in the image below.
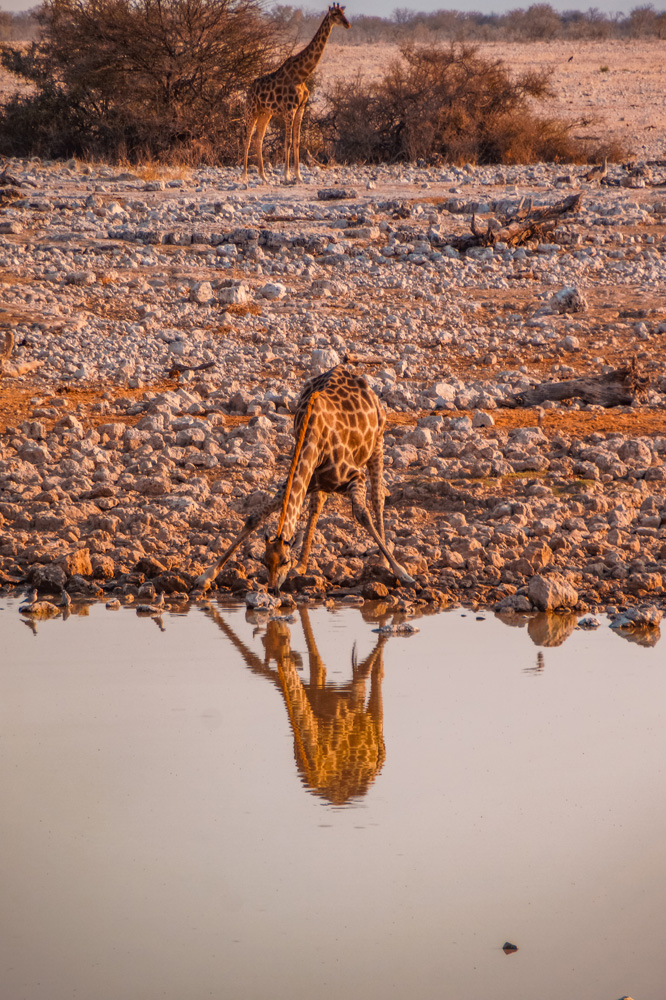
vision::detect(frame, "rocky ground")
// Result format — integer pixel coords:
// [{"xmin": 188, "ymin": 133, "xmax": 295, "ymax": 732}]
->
[{"xmin": 1, "ymin": 151, "xmax": 666, "ymax": 634}]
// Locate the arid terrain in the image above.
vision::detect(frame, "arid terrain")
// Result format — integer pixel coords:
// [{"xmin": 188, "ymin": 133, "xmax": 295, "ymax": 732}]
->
[{"xmin": 1, "ymin": 41, "xmax": 666, "ymax": 631}]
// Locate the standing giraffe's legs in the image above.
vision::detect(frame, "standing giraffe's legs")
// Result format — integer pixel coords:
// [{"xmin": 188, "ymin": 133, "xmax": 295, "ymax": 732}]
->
[
  {"xmin": 347, "ymin": 476, "xmax": 415, "ymax": 585},
  {"xmin": 294, "ymin": 491, "xmax": 326, "ymax": 574},
  {"xmin": 292, "ymin": 89, "xmax": 308, "ymax": 182},
  {"xmin": 242, "ymin": 112, "xmax": 258, "ymax": 181},
  {"xmin": 195, "ymin": 491, "xmax": 284, "ymax": 590},
  {"xmin": 283, "ymin": 108, "xmax": 297, "ymax": 182},
  {"xmin": 254, "ymin": 110, "xmax": 272, "ymax": 183},
  {"xmin": 366, "ymin": 442, "xmax": 387, "ymax": 544}
]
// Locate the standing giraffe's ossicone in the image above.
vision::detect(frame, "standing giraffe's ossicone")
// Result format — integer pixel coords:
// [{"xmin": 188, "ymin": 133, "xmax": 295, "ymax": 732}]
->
[
  {"xmin": 242, "ymin": 4, "xmax": 350, "ymax": 184},
  {"xmin": 196, "ymin": 364, "xmax": 415, "ymax": 593}
]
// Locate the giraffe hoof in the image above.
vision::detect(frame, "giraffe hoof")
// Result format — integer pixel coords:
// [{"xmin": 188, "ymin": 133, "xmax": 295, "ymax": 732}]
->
[{"xmin": 396, "ymin": 568, "xmax": 416, "ymax": 586}]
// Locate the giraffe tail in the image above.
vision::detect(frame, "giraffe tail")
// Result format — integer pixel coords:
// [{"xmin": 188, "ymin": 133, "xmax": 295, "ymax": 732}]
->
[{"xmin": 277, "ymin": 391, "xmax": 319, "ymax": 538}]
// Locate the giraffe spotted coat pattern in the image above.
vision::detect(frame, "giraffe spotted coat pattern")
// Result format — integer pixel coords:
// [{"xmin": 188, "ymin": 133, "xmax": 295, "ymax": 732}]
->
[{"xmin": 196, "ymin": 364, "xmax": 415, "ymax": 592}]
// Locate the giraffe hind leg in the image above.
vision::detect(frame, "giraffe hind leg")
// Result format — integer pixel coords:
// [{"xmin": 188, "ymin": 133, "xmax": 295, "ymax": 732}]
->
[
  {"xmin": 284, "ymin": 109, "xmax": 296, "ymax": 182},
  {"xmin": 254, "ymin": 110, "xmax": 272, "ymax": 183},
  {"xmin": 293, "ymin": 97, "xmax": 307, "ymax": 183},
  {"xmin": 347, "ymin": 477, "xmax": 415, "ymax": 586},
  {"xmin": 242, "ymin": 114, "xmax": 257, "ymax": 181},
  {"xmin": 295, "ymin": 491, "xmax": 326, "ymax": 575}
]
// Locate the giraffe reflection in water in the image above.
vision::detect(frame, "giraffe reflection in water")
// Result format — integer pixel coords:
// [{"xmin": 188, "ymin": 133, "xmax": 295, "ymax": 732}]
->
[{"xmin": 205, "ymin": 605, "xmax": 387, "ymax": 805}]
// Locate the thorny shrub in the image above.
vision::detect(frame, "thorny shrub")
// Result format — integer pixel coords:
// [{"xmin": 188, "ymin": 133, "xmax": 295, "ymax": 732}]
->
[
  {"xmin": 312, "ymin": 45, "xmax": 621, "ymax": 165},
  {"xmin": 0, "ymin": 0, "xmax": 281, "ymax": 162}
]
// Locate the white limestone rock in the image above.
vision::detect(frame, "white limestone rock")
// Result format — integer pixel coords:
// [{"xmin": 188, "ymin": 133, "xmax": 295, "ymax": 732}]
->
[
  {"xmin": 218, "ymin": 282, "xmax": 250, "ymax": 305},
  {"xmin": 549, "ymin": 286, "xmax": 587, "ymax": 314},
  {"xmin": 190, "ymin": 281, "xmax": 213, "ymax": 305},
  {"xmin": 259, "ymin": 282, "xmax": 287, "ymax": 300},
  {"xmin": 310, "ymin": 348, "xmax": 341, "ymax": 373}
]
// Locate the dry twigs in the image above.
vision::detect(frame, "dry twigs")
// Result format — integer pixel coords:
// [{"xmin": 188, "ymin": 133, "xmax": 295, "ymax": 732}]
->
[{"xmin": 443, "ymin": 193, "xmax": 582, "ymax": 252}]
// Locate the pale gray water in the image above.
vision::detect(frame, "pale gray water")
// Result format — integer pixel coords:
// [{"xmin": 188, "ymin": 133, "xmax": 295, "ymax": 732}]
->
[{"xmin": 1, "ymin": 598, "xmax": 665, "ymax": 1000}]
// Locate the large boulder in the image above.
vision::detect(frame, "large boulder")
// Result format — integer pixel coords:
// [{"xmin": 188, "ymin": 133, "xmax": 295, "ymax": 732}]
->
[
  {"xmin": 30, "ymin": 562, "xmax": 68, "ymax": 591},
  {"xmin": 528, "ymin": 573, "xmax": 578, "ymax": 611},
  {"xmin": 57, "ymin": 547, "xmax": 93, "ymax": 578}
]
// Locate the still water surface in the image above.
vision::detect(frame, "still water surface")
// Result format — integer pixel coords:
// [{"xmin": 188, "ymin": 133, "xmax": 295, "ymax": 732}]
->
[{"xmin": 1, "ymin": 599, "xmax": 665, "ymax": 1000}]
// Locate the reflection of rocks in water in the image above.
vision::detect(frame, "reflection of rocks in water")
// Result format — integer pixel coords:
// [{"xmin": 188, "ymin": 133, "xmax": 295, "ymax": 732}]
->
[
  {"xmin": 204, "ymin": 604, "xmax": 387, "ymax": 806},
  {"xmin": 527, "ymin": 612, "xmax": 578, "ymax": 648},
  {"xmin": 494, "ymin": 610, "xmax": 530, "ymax": 631},
  {"xmin": 609, "ymin": 604, "xmax": 662, "ymax": 647},
  {"xmin": 611, "ymin": 625, "xmax": 661, "ymax": 648}
]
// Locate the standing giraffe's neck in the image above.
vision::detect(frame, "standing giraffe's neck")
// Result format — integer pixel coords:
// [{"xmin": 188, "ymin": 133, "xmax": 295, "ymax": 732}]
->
[{"xmin": 286, "ymin": 13, "xmax": 335, "ymax": 82}]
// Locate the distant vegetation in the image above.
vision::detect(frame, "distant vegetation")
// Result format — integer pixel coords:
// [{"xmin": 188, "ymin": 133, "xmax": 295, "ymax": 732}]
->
[
  {"xmin": 4, "ymin": 3, "xmax": 666, "ymax": 43},
  {"xmin": 276, "ymin": 3, "xmax": 666, "ymax": 44},
  {"xmin": 0, "ymin": 1, "xmax": 642, "ymax": 165},
  {"xmin": 0, "ymin": 11, "xmax": 40, "ymax": 41}
]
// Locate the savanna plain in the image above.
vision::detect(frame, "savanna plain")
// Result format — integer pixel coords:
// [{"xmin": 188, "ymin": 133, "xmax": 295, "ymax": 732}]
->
[
  {"xmin": 2, "ymin": 39, "xmax": 666, "ymax": 626},
  {"xmin": 2, "ymin": 33, "xmax": 666, "ymax": 1000}
]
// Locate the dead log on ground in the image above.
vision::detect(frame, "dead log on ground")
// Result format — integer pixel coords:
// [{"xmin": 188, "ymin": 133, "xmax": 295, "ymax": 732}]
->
[
  {"xmin": 506, "ymin": 360, "xmax": 648, "ymax": 408},
  {"xmin": 166, "ymin": 359, "xmax": 215, "ymax": 378},
  {"xmin": 441, "ymin": 193, "xmax": 582, "ymax": 253}
]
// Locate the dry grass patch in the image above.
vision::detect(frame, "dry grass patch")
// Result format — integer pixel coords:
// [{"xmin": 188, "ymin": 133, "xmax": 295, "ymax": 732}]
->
[{"xmin": 222, "ymin": 302, "xmax": 262, "ymax": 318}]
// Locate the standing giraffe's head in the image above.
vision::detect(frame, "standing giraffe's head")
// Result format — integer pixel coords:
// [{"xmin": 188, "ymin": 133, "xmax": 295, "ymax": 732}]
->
[
  {"xmin": 264, "ymin": 534, "xmax": 293, "ymax": 594},
  {"xmin": 328, "ymin": 4, "xmax": 350, "ymax": 29}
]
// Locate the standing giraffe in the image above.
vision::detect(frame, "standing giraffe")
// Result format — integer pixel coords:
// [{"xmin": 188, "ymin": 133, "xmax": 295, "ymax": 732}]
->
[
  {"xmin": 242, "ymin": 4, "xmax": 350, "ymax": 183},
  {"xmin": 196, "ymin": 364, "xmax": 415, "ymax": 592}
]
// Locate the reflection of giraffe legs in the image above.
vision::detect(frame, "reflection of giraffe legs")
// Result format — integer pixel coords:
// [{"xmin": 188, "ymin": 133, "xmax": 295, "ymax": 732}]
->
[
  {"xmin": 202, "ymin": 604, "xmax": 387, "ymax": 804},
  {"xmin": 295, "ymin": 491, "xmax": 326, "ymax": 575},
  {"xmin": 299, "ymin": 606, "xmax": 326, "ymax": 688},
  {"xmin": 347, "ymin": 476, "xmax": 415, "ymax": 585},
  {"xmin": 196, "ymin": 490, "xmax": 284, "ymax": 590}
]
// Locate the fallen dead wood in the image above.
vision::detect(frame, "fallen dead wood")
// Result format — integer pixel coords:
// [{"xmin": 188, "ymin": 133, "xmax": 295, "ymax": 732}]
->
[
  {"xmin": 166, "ymin": 359, "xmax": 215, "ymax": 378},
  {"xmin": 506, "ymin": 359, "xmax": 648, "ymax": 409},
  {"xmin": 442, "ymin": 193, "xmax": 582, "ymax": 253},
  {"xmin": 1, "ymin": 360, "xmax": 43, "ymax": 378}
]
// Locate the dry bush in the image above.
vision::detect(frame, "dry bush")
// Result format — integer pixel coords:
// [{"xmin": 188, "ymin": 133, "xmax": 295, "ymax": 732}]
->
[
  {"xmin": 313, "ymin": 44, "xmax": 615, "ymax": 166},
  {"xmin": 0, "ymin": 0, "xmax": 281, "ymax": 162}
]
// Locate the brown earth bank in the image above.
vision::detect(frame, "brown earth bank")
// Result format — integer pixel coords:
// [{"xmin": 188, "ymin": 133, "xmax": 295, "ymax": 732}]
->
[{"xmin": 1, "ymin": 39, "xmax": 666, "ymax": 625}]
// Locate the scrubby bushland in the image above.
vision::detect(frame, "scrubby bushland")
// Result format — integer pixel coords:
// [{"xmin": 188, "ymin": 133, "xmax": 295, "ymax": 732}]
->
[
  {"xmin": 0, "ymin": 12, "xmax": 40, "ymax": 41},
  {"xmin": 274, "ymin": 4, "xmax": 666, "ymax": 46},
  {"xmin": 312, "ymin": 45, "xmax": 615, "ymax": 166},
  {"xmin": 0, "ymin": 0, "xmax": 281, "ymax": 162}
]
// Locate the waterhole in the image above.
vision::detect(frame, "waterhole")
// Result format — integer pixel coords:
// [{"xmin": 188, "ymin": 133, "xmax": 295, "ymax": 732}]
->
[{"xmin": 1, "ymin": 598, "xmax": 664, "ymax": 1000}]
